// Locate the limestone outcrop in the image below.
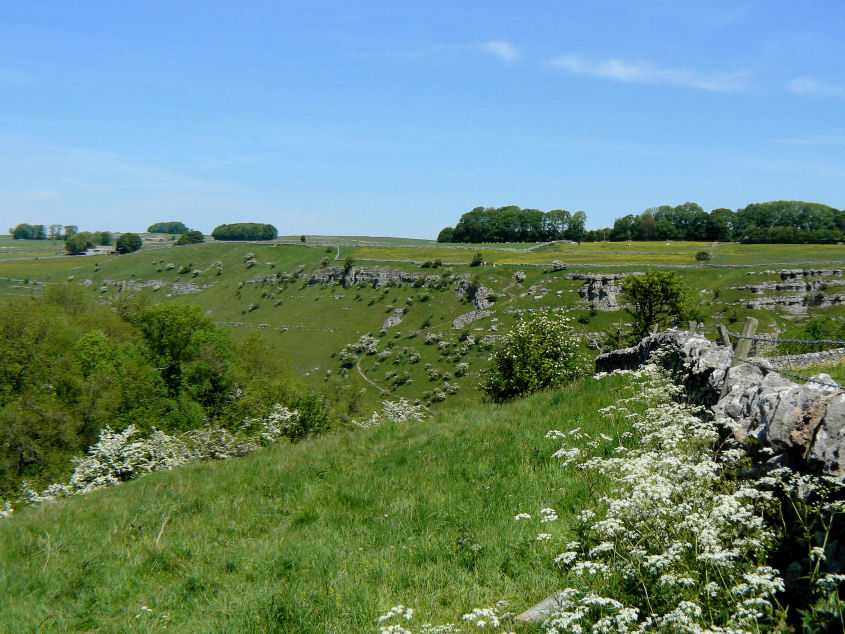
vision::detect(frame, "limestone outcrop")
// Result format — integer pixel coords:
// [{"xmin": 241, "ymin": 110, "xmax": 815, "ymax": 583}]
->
[
  {"xmin": 308, "ymin": 266, "xmax": 422, "ymax": 288},
  {"xmin": 455, "ymin": 278, "xmax": 493, "ymax": 309},
  {"xmin": 565, "ymin": 272, "xmax": 642, "ymax": 311}
]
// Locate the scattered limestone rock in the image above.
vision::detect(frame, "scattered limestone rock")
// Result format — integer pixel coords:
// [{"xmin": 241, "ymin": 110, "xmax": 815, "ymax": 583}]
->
[
  {"xmin": 383, "ymin": 309, "xmax": 405, "ymax": 329},
  {"xmin": 452, "ymin": 309, "xmax": 493, "ymax": 329}
]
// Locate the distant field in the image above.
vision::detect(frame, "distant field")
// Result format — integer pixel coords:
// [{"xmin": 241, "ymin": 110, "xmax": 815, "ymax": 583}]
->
[
  {"xmin": 347, "ymin": 240, "xmax": 845, "ymax": 267},
  {"xmin": 0, "ymin": 236, "xmax": 66, "ymax": 260},
  {"xmin": 277, "ymin": 235, "xmax": 438, "ymax": 247}
]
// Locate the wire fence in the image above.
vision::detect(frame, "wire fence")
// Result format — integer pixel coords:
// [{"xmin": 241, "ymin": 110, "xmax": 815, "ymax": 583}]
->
[
  {"xmin": 725, "ymin": 331, "xmax": 845, "ymax": 347},
  {"xmin": 729, "ymin": 352, "xmax": 843, "ymax": 389},
  {"xmin": 720, "ymin": 326, "xmax": 844, "ymax": 390}
]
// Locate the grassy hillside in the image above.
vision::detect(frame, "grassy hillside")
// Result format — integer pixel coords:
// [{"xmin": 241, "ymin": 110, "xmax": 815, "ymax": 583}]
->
[
  {"xmin": 0, "ymin": 237, "xmax": 842, "ymax": 414},
  {"xmin": 0, "ymin": 373, "xmax": 635, "ymax": 632}
]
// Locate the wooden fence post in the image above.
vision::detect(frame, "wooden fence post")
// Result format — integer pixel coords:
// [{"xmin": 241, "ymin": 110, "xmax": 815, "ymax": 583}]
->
[
  {"xmin": 732, "ymin": 316, "xmax": 758, "ymax": 366},
  {"xmin": 719, "ymin": 317, "xmax": 758, "ymax": 399}
]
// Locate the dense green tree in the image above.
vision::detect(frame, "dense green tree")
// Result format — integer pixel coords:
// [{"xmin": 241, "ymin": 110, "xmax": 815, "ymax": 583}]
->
[
  {"xmin": 11, "ymin": 223, "xmax": 46, "ymax": 240},
  {"xmin": 436, "ymin": 226, "xmax": 455, "ymax": 242},
  {"xmin": 565, "ymin": 211, "xmax": 587, "ymax": 242},
  {"xmin": 211, "ymin": 223, "xmax": 277, "ymax": 241},
  {"xmin": 116, "ymin": 233, "xmax": 142, "ymax": 253},
  {"xmin": 65, "ymin": 232, "xmax": 95, "ymax": 255},
  {"xmin": 175, "ymin": 230, "xmax": 204, "ymax": 245},
  {"xmin": 147, "ymin": 221, "xmax": 189, "ymax": 234},
  {"xmin": 439, "ymin": 206, "xmax": 590, "ymax": 243},
  {"xmin": 137, "ymin": 304, "xmax": 217, "ymax": 394},
  {"xmin": 706, "ymin": 209, "xmax": 735, "ymax": 241},
  {"xmin": 622, "ymin": 270, "xmax": 689, "ymax": 337}
]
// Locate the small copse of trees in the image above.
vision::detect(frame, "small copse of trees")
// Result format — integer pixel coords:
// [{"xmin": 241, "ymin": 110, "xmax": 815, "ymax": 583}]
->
[
  {"xmin": 438, "ymin": 206, "xmax": 587, "ymax": 244},
  {"xmin": 608, "ymin": 200, "xmax": 844, "ymax": 244},
  {"xmin": 65, "ymin": 231, "xmax": 115, "ymax": 255},
  {"xmin": 147, "ymin": 221, "xmax": 189, "ymax": 234},
  {"xmin": 175, "ymin": 230, "xmax": 204, "ymax": 246},
  {"xmin": 211, "ymin": 223, "xmax": 278, "ymax": 241},
  {"xmin": 10, "ymin": 223, "xmax": 47, "ymax": 240}
]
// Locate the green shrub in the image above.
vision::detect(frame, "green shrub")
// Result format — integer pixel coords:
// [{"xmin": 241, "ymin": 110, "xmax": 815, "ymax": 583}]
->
[
  {"xmin": 116, "ymin": 233, "xmax": 142, "ymax": 254},
  {"xmin": 621, "ymin": 269, "xmax": 689, "ymax": 337},
  {"xmin": 470, "ymin": 252, "xmax": 483, "ymax": 266},
  {"xmin": 481, "ymin": 311, "xmax": 585, "ymax": 401},
  {"xmin": 175, "ymin": 230, "xmax": 204, "ymax": 246}
]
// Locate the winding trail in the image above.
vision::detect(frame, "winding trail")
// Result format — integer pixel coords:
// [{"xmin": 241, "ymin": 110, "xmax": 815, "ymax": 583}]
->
[{"xmin": 356, "ymin": 357, "xmax": 433, "ymax": 413}]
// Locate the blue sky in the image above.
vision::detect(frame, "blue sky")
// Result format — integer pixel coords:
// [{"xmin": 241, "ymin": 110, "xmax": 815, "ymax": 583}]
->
[{"xmin": 1, "ymin": 1, "xmax": 844, "ymax": 238}]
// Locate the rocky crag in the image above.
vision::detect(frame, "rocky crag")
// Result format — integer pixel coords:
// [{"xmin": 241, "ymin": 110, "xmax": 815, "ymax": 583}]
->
[
  {"xmin": 455, "ymin": 277, "xmax": 493, "ymax": 309},
  {"xmin": 308, "ymin": 266, "xmax": 423, "ymax": 288},
  {"xmin": 565, "ymin": 272, "xmax": 642, "ymax": 311},
  {"xmin": 731, "ymin": 269, "xmax": 845, "ymax": 315}
]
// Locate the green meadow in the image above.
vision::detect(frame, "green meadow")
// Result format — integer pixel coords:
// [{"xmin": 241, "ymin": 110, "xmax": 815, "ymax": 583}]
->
[{"xmin": 0, "ymin": 373, "xmax": 639, "ymax": 632}]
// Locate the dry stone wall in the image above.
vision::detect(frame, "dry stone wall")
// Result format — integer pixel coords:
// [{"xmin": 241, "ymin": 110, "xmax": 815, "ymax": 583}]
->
[{"xmin": 596, "ymin": 330, "xmax": 845, "ymax": 481}]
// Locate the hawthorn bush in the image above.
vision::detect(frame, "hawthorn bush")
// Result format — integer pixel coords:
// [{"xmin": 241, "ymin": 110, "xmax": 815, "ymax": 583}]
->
[{"xmin": 481, "ymin": 311, "xmax": 586, "ymax": 401}]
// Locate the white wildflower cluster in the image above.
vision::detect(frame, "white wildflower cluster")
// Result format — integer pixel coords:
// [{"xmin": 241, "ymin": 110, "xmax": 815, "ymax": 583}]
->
[
  {"xmin": 540, "ymin": 508, "xmax": 558, "ymax": 523},
  {"xmin": 381, "ymin": 398, "xmax": 426, "ymax": 424},
  {"xmin": 461, "ymin": 605, "xmax": 514, "ymax": 629},
  {"xmin": 6, "ymin": 403, "xmax": 300, "ymax": 514},
  {"xmin": 353, "ymin": 398, "xmax": 427, "ymax": 430},
  {"xmin": 376, "ymin": 602, "xmax": 515, "ymax": 633},
  {"xmin": 542, "ymin": 364, "xmax": 786, "ymax": 632},
  {"xmin": 0, "ymin": 500, "xmax": 13, "ymax": 518}
]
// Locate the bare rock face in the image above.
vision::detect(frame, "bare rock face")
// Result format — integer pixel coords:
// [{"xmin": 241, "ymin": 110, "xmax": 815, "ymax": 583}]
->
[
  {"xmin": 596, "ymin": 330, "xmax": 731, "ymax": 405},
  {"xmin": 565, "ymin": 272, "xmax": 642, "ymax": 311},
  {"xmin": 309, "ymin": 267, "xmax": 421, "ymax": 288},
  {"xmin": 807, "ymin": 395, "xmax": 845, "ymax": 477},
  {"xmin": 455, "ymin": 277, "xmax": 493, "ymax": 309}
]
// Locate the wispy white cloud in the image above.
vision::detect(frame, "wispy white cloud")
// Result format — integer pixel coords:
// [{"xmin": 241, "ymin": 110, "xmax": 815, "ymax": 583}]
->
[
  {"xmin": 773, "ymin": 133, "xmax": 845, "ymax": 147},
  {"xmin": 479, "ymin": 40, "xmax": 522, "ymax": 63},
  {"xmin": 786, "ymin": 76, "xmax": 843, "ymax": 97},
  {"xmin": 547, "ymin": 54, "xmax": 745, "ymax": 91}
]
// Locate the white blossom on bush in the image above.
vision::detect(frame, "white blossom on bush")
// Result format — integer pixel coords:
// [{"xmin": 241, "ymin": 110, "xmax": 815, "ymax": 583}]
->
[
  {"xmin": 353, "ymin": 398, "xmax": 427, "ymax": 429},
  {"xmin": 6, "ymin": 402, "xmax": 304, "ymax": 514}
]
